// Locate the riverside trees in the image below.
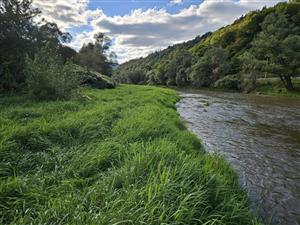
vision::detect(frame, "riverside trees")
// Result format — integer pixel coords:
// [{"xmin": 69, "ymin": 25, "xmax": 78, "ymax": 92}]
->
[
  {"xmin": 0, "ymin": 0, "xmax": 116, "ymax": 98},
  {"xmin": 0, "ymin": 0, "xmax": 71, "ymax": 92},
  {"xmin": 250, "ymin": 11, "xmax": 300, "ymax": 90},
  {"xmin": 115, "ymin": 1, "xmax": 300, "ymax": 92},
  {"xmin": 74, "ymin": 33, "xmax": 116, "ymax": 76}
]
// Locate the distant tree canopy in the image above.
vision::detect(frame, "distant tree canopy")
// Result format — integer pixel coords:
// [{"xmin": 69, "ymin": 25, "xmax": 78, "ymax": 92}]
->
[
  {"xmin": 0, "ymin": 0, "xmax": 71, "ymax": 92},
  {"xmin": 289, "ymin": 0, "xmax": 300, "ymax": 3},
  {"xmin": 58, "ymin": 46, "xmax": 77, "ymax": 63},
  {"xmin": 74, "ymin": 33, "xmax": 116, "ymax": 76},
  {"xmin": 115, "ymin": 2, "xmax": 300, "ymax": 91},
  {"xmin": 191, "ymin": 47, "xmax": 230, "ymax": 88}
]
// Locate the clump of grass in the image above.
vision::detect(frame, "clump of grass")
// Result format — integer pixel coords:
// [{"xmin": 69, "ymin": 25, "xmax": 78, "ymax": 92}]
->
[{"xmin": 0, "ymin": 85, "xmax": 262, "ymax": 224}]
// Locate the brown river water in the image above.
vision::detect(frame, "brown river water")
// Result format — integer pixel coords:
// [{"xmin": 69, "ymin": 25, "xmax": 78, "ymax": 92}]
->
[{"xmin": 176, "ymin": 90, "xmax": 300, "ymax": 225}]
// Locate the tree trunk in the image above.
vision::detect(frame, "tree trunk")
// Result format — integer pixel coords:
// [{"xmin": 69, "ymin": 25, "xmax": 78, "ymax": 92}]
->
[
  {"xmin": 283, "ymin": 75, "xmax": 294, "ymax": 91},
  {"xmin": 278, "ymin": 74, "xmax": 294, "ymax": 91}
]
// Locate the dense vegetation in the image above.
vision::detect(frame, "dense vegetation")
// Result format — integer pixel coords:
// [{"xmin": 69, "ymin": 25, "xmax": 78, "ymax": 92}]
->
[
  {"xmin": 1, "ymin": 1, "xmax": 296, "ymax": 224},
  {"xmin": 114, "ymin": 1, "xmax": 300, "ymax": 93},
  {"xmin": 0, "ymin": 0, "xmax": 115, "ymax": 99},
  {"xmin": 0, "ymin": 85, "xmax": 262, "ymax": 224}
]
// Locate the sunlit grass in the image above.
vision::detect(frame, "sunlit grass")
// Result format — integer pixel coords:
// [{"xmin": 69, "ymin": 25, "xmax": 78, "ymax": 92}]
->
[{"xmin": 0, "ymin": 85, "xmax": 262, "ymax": 224}]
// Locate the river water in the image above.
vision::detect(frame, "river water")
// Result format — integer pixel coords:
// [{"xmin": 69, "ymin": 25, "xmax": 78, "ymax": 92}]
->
[{"xmin": 176, "ymin": 90, "xmax": 300, "ymax": 225}]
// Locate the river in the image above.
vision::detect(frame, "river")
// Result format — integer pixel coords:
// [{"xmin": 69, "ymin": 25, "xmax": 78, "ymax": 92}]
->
[{"xmin": 176, "ymin": 90, "xmax": 300, "ymax": 225}]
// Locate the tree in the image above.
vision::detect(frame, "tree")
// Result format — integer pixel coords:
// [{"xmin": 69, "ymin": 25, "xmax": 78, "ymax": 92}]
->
[
  {"xmin": 0, "ymin": 0, "xmax": 71, "ymax": 92},
  {"xmin": 25, "ymin": 44, "xmax": 80, "ymax": 100},
  {"xmin": 58, "ymin": 46, "xmax": 77, "ymax": 63},
  {"xmin": 165, "ymin": 49, "xmax": 192, "ymax": 86},
  {"xmin": 239, "ymin": 52, "xmax": 265, "ymax": 93},
  {"xmin": 146, "ymin": 70, "xmax": 157, "ymax": 84},
  {"xmin": 221, "ymin": 31, "xmax": 236, "ymax": 48},
  {"xmin": 251, "ymin": 12, "xmax": 300, "ymax": 90},
  {"xmin": 74, "ymin": 33, "xmax": 115, "ymax": 76},
  {"xmin": 155, "ymin": 61, "xmax": 168, "ymax": 84},
  {"xmin": 176, "ymin": 67, "xmax": 188, "ymax": 87},
  {"xmin": 190, "ymin": 47, "xmax": 230, "ymax": 88},
  {"xmin": 190, "ymin": 60, "xmax": 212, "ymax": 87}
]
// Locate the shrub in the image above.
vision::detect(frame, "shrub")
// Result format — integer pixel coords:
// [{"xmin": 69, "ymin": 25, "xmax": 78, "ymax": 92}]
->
[
  {"xmin": 176, "ymin": 67, "xmax": 189, "ymax": 87},
  {"xmin": 72, "ymin": 66, "xmax": 116, "ymax": 89},
  {"xmin": 213, "ymin": 75, "xmax": 242, "ymax": 90},
  {"xmin": 25, "ymin": 45, "xmax": 80, "ymax": 100}
]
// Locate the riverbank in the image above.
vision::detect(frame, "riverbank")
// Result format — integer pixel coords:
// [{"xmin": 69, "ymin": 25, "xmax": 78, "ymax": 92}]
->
[
  {"xmin": 174, "ymin": 77, "xmax": 300, "ymax": 99},
  {"xmin": 255, "ymin": 77, "xmax": 300, "ymax": 98},
  {"xmin": 0, "ymin": 85, "xmax": 261, "ymax": 224}
]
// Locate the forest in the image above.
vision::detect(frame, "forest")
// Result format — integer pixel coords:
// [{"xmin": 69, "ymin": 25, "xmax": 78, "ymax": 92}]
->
[{"xmin": 114, "ymin": 1, "xmax": 300, "ymax": 94}]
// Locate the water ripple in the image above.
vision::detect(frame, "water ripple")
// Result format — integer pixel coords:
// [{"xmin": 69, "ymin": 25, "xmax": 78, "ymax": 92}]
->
[{"xmin": 176, "ymin": 90, "xmax": 300, "ymax": 225}]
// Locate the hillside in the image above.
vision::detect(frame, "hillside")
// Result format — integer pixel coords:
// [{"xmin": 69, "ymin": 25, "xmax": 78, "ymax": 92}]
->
[{"xmin": 114, "ymin": 2, "xmax": 300, "ymax": 93}]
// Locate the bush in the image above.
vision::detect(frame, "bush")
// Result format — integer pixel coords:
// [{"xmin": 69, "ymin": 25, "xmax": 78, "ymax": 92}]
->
[
  {"xmin": 213, "ymin": 75, "xmax": 241, "ymax": 90},
  {"xmin": 73, "ymin": 66, "xmax": 116, "ymax": 89},
  {"xmin": 25, "ymin": 45, "xmax": 80, "ymax": 100},
  {"xmin": 176, "ymin": 67, "xmax": 189, "ymax": 87}
]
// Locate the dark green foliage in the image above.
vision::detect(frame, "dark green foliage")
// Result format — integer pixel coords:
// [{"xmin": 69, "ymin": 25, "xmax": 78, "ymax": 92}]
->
[
  {"xmin": 250, "ymin": 10, "xmax": 300, "ymax": 90},
  {"xmin": 190, "ymin": 60, "xmax": 212, "ymax": 87},
  {"xmin": 190, "ymin": 46, "xmax": 230, "ymax": 87},
  {"xmin": 24, "ymin": 45, "xmax": 80, "ymax": 100},
  {"xmin": 0, "ymin": 0, "xmax": 71, "ymax": 92},
  {"xmin": 115, "ymin": 2, "xmax": 300, "ymax": 93},
  {"xmin": 239, "ymin": 52, "xmax": 262, "ymax": 93},
  {"xmin": 220, "ymin": 31, "xmax": 236, "ymax": 48},
  {"xmin": 176, "ymin": 67, "xmax": 189, "ymax": 87},
  {"xmin": 58, "ymin": 45, "xmax": 77, "ymax": 63},
  {"xmin": 214, "ymin": 75, "xmax": 241, "ymax": 90},
  {"xmin": 74, "ymin": 33, "xmax": 115, "ymax": 76},
  {"xmin": 73, "ymin": 66, "xmax": 116, "ymax": 89}
]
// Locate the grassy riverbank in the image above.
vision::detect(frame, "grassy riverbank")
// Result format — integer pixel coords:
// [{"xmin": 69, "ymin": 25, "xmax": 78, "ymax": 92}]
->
[
  {"xmin": 255, "ymin": 78, "xmax": 300, "ymax": 98},
  {"xmin": 0, "ymin": 85, "xmax": 261, "ymax": 224},
  {"xmin": 177, "ymin": 77, "xmax": 300, "ymax": 99}
]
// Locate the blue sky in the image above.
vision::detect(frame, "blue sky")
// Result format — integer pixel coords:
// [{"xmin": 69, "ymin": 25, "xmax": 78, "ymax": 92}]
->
[
  {"xmin": 33, "ymin": 0, "xmax": 283, "ymax": 62},
  {"xmin": 88, "ymin": 0, "xmax": 197, "ymax": 16},
  {"xmin": 68, "ymin": 0, "xmax": 198, "ymax": 37}
]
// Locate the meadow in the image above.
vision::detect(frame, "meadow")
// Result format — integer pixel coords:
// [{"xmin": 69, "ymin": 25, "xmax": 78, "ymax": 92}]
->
[{"xmin": 0, "ymin": 85, "xmax": 261, "ymax": 224}]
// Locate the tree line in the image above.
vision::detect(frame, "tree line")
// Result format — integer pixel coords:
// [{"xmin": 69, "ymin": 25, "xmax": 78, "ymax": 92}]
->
[
  {"xmin": 114, "ymin": 1, "xmax": 300, "ymax": 92},
  {"xmin": 0, "ymin": 0, "xmax": 116, "ymax": 99}
]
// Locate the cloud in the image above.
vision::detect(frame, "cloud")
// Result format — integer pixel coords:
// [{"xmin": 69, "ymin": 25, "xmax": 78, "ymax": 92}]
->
[
  {"xmin": 32, "ymin": 0, "xmax": 92, "ymax": 29},
  {"xmin": 170, "ymin": 0, "xmax": 183, "ymax": 5},
  {"xmin": 85, "ymin": 0, "xmax": 282, "ymax": 62},
  {"xmin": 34, "ymin": 0, "xmax": 283, "ymax": 63}
]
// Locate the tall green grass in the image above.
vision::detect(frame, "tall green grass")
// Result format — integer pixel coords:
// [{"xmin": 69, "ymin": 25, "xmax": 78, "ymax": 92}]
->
[{"xmin": 0, "ymin": 85, "xmax": 262, "ymax": 224}]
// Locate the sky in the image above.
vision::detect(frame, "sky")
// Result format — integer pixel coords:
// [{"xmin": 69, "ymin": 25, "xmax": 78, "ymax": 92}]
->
[{"xmin": 32, "ymin": 0, "xmax": 284, "ymax": 63}]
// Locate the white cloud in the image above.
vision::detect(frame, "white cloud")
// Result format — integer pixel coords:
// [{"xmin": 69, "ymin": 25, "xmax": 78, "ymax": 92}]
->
[
  {"xmin": 170, "ymin": 0, "xmax": 183, "ymax": 5},
  {"xmin": 32, "ymin": 0, "xmax": 92, "ymax": 29},
  {"xmin": 35, "ymin": 0, "xmax": 283, "ymax": 63},
  {"xmin": 87, "ymin": 0, "xmax": 282, "ymax": 62}
]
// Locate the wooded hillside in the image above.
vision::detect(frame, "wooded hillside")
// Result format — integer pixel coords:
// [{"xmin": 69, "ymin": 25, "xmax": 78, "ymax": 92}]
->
[{"xmin": 114, "ymin": 2, "xmax": 300, "ymax": 92}]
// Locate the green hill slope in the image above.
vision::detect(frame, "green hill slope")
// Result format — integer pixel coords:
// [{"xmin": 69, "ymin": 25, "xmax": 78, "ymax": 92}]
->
[{"xmin": 114, "ymin": 2, "xmax": 300, "ymax": 93}]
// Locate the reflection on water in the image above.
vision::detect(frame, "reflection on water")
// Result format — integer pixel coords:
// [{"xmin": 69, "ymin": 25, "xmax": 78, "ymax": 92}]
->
[{"xmin": 176, "ymin": 90, "xmax": 300, "ymax": 225}]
